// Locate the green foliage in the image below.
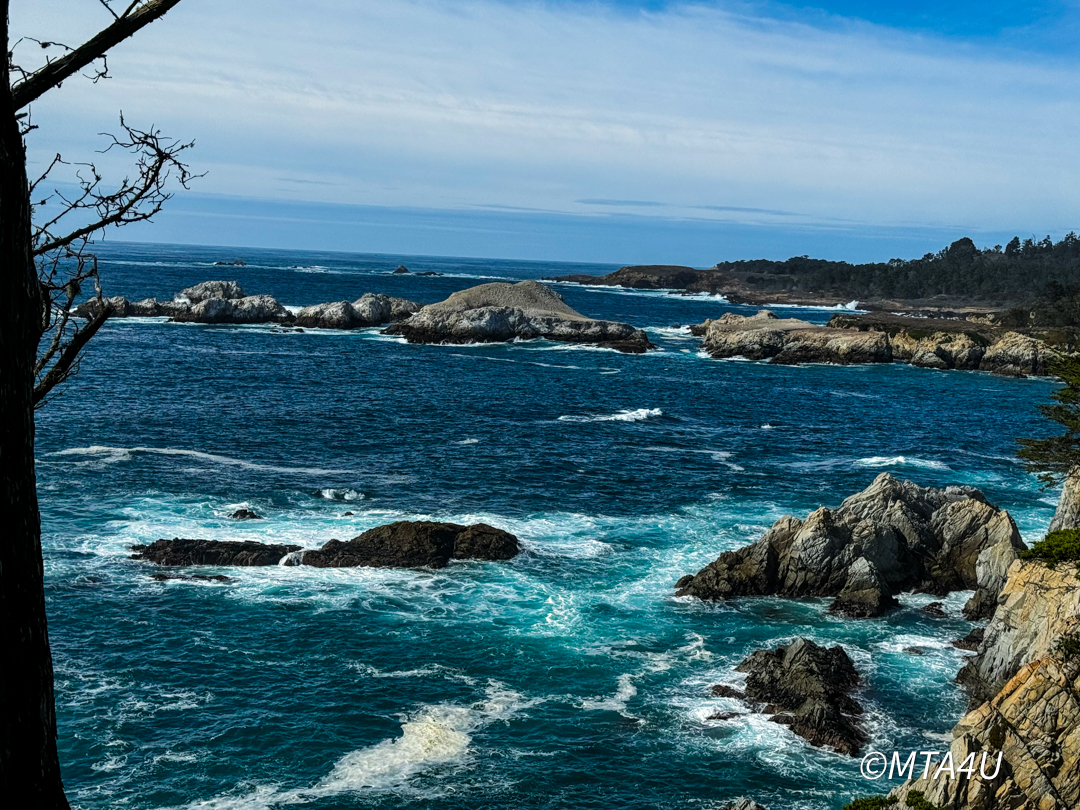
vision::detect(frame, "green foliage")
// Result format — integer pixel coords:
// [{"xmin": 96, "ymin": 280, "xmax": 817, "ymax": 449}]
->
[
  {"xmin": 1017, "ymin": 355, "xmax": 1080, "ymax": 485},
  {"xmin": 1019, "ymin": 529, "xmax": 1080, "ymax": 567},
  {"xmin": 842, "ymin": 797, "xmax": 897, "ymax": 810},
  {"xmin": 905, "ymin": 791, "xmax": 946, "ymax": 810},
  {"xmin": 715, "ymin": 233, "xmax": 1080, "ymax": 304},
  {"xmin": 1055, "ymin": 632, "xmax": 1080, "ymax": 661}
]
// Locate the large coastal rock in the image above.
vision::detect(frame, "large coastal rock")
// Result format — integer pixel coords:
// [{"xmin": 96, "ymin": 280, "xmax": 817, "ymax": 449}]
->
[
  {"xmin": 888, "ymin": 557, "xmax": 1080, "ymax": 810},
  {"xmin": 171, "ymin": 295, "xmax": 293, "ymax": 325},
  {"xmin": 294, "ymin": 294, "xmax": 420, "ymax": 329},
  {"xmin": 132, "ymin": 521, "xmax": 521, "ymax": 570},
  {"xmin": 979, "ymin": 332, "xmax": 1051, "ymax": 377},
  {"xmin": 178, "ymin": 280, "xmax": 246, "ymax": 303},
  {"xmin": 1049, "ymin": 467, "xmax": 1080, "ymax": 532},
  {"xmin": 383, "ymin": 280, "xmax": 653, "ymax": 353},
  {"xmin": 956, "ymin": 560, "xmax": 1080, "ymax": 706},
  {"xmin": 890, "ymin": 330, "xmax": 987, "ymax": 370},
  {"xmin": 675, "ymin": 474, "xmax": 1026, "ymax": 616},
  {"xmin": 699, "ymin": 310, "xmax": 891, "ymax": 366},
  {"xmin": 730, "ymin": 638, "xmax": 867, "ymax": 755},
  {"xmin": 547, "ymin": 264, "xmax": 724, "ymax": 293}
]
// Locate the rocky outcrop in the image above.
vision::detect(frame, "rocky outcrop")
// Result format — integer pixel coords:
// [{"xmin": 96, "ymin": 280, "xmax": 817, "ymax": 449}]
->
[
  {"xmin": 979, "ymin": 332, "xmax": 1051, "ymax": 377},
  {"xmin": 890, "ymin": 330, "xmax": 987, "ymax": 370},
  {"xmin": 547, "ymin": 264, "xmax": 724, "ymax": 293},
  {"xmin": 675, "ymin": 474, "xmax": 1026, "ymax": 616},
  {"xmin": 384, "ymin": 280, "xmax": 653, "ymax": 353},
  {"xmin": 293, "ymin": 295, "xmax": 420, "ymax": 329},
  {"xmin": 891, "ymin": 617, "xmax": 1079, "ymax": 809},
  {"xmin": 132, "ymin": 521, "xmax": 521, "ymax": 570},
  {"xmin": 297, "ymin": 521, "xmax": 520, "ymax": 568},
  {"xmin": 699, "ymin": 310, "xmax": 891, "ymax": 366},
  {"xmin": 171, "ymin": 294, "xmax": 293, "ymax": 325},
  {"xmin": 721, "ymin": 799, "xmax": 768, "ymax": 810},
  {"xmin": 956, "ymin": 561, "xmax": 1080, "ymax": 706},
  {"xmin": 726, "ymin": 638, "xmax": 867, "ymax": 755},
  {"xmin": 229, "ymin": 509, "xmax": 261, "ymax": 520},
  {"xmin": 1049, "ymin": 467, "xmax": 1080, "ymax": 532},
  {"xmin": 132, "ymin": 538, "xmax": 301, "ymax": 566},
  {"xmin": 178, "ymin": 280, "xmax": 246, "ymax": 302}
]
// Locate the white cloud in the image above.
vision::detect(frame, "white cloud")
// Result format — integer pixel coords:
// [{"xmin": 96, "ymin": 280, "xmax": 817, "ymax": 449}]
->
[{"xmin": 15, "ymin": 0, "xmax": 1080, "ymax": 234}]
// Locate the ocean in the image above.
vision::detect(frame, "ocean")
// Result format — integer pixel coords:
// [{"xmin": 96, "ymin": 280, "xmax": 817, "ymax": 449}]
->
[{"xmin": 36, "ymin": 241, "xmax": 1059, "ymax": 810}]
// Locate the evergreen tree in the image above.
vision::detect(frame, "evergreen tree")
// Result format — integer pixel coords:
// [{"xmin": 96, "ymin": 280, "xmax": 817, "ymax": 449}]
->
[{"xmin": 1018, "ymin": 355, "xmax": 1080, "ymax": 485}]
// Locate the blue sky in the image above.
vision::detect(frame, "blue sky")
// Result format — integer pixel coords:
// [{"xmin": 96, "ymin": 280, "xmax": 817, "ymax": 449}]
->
[{"xmin": 17, "ymin": 0, "xmax": 1080, "ymax": 264}]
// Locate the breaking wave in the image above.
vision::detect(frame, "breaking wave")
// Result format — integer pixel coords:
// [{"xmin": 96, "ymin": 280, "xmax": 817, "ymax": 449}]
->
[{"xmin": 557, "ymin": 408, "xmax": 663, "ymax": 423}]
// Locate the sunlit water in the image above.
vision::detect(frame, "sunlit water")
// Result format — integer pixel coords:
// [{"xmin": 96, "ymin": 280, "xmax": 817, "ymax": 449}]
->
[{"xmin": 37, "ymin": 242, "xmax": 1059, "ymax": 809}]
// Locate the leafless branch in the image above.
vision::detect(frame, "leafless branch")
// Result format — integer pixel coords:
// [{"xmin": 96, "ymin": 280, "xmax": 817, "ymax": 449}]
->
[{"xmin": 11, "ymin": 0, "xmax": 182, "ymax": 110}]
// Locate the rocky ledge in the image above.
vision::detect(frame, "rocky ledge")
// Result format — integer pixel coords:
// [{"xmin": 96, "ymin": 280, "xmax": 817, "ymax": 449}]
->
[
  {"xmin": 132, "ymin": 521, "xmax": 521, "ymax": 570},
  {"xmin": 675, "ymin": 473, "xmax": 1025, "ymax": 618},
  {"xmin": 383, "ymin": 280, "xmax": 654, "ymax": 353},
  {"xmin": 73, "ymin": 281, "xmax": 420, "ymax": 329},
  {"xmin": 699, "ymin": 310, "xmax": 891, "ymax": 365},
  {"xmin": 713, "ymin": 638, "xmax": 867, "ymax": 755}
]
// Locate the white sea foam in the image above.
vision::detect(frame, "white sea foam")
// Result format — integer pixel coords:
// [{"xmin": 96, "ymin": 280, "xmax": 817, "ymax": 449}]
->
[
  {"xmin": 557, "ymin": 408, "xmax": 663, "ymax": 423},
  {"xmin": 580, "ymin": 673, "xmax": 639, "ymax": 717},
  {"xmin": 50, "ymin": 446, "xmax": 353, "ymax": 476},
  {"xmin": 855, "ymin": 456, "xmax": 951, "ymax": 471},
  {"xmin": 455, "ymin": 438, "xmax": 480, "ymax": 445},
  {"xmin": 642, "ymin": 445, "xmax": 742, "ymax": 470}
]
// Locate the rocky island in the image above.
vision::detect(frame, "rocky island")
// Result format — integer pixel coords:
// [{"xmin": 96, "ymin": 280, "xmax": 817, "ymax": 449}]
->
[
  {"xmin": 382, "ymin": 279, "xmax": 654, "ymax": 353},
  {"xmin": 675, "ymin": 473, "xmax": 1025, "ymax": 618}
]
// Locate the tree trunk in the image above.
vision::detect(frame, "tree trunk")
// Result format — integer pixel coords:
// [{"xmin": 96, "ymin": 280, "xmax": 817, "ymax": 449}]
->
[{"xmin": 0, "ymin": 3, "xmax": 70, "ymax": 806}]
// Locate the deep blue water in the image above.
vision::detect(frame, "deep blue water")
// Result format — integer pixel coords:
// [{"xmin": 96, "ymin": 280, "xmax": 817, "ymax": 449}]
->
[{"xmin": 37, "ymin": 242, "xmax": 1059, "ymax": 810}]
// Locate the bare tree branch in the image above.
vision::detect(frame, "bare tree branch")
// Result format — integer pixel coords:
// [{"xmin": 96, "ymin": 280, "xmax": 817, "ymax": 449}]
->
[
  {"xmin": 11, "ymin": 0, "xmax": 182, "ymax": 110},
  {"xmin": 33, "ymin": 302, "xmax": 113, "ymax": 408}
]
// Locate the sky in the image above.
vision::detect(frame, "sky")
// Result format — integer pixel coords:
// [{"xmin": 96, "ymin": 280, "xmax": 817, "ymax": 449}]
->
[{"xmin": 15, "ymin": 0, "xmax": 1080, "ymax": 265}]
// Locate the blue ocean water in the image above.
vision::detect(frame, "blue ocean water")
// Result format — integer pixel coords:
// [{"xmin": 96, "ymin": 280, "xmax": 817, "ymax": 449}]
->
[{"xmin": 37, "ymin": 242, "xmax": 1059, "ymax": 810}]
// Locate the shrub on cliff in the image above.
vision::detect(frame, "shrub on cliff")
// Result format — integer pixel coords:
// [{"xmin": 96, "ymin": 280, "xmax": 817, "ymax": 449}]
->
[
  {"xmin": 1018, "ymin": 355, "xmax": 1080, "ymax": 485},
  {"xmin": 842, "ymin": 792, "xmax": 944, "ymax": 810},
  {"xmin": 1020, "ymin": 528, "xmax": 1080, "ymax": 567}
]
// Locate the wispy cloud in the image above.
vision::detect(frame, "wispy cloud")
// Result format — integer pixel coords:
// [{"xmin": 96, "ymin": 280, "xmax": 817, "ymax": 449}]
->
[{"xmin": 15, "ymin": 0, "xmax": 1080, "ymax": 248}]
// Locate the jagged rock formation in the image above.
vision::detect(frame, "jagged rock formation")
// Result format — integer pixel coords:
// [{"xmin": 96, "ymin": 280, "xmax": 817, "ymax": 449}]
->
[
  {"xmin": 698, "ymin": 310, "xmax": 891, "ymax": 365},
  {"xmin": 956, "ymin": 561, "xmax": 1080, "ymax": 706},
  {"xmin": 383, "ymin": 280, "xmax": 653, "ymax": 353},
  {"xmin": 171, "ymin": 294, "xmax": 293, "ymax": 325},
  {"xmin": 979, "ymin": 332, "xmax": 1051, "ymax": 377},
  {"xmin": 675, "ymin": 474, "xmax": 1026, "ymax": 617},
  {"xmin": 178, "ymin": 280, "xmax": 246, "ymax": 302},
  {"xmin": 1049, "ymin": 467, "xmax": 1080, "ymax": 532},
  {"xmin": 721, "ymin": 799, "xmax": 768, "ymax": 810},
  {"xmin": 889, "ymin": 559, "xmax": 1079, "ymax": 810},
  {"xmin": 294, "ymin": 294, "xmax": 419, "ymax": 329},
  {"xmin": 889, "ymin": 330, "xmax": 987, "ymax": 370},
  {"xmin": 132, "ymin": 521, "xmax": 521, "ymax": 570},
  {"xmin": 726, "ymin": 638, "xmax": 867, "ymax": 755}
]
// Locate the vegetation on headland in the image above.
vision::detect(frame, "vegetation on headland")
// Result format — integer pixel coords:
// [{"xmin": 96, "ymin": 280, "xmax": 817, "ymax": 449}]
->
[
  {"xmin": 718, "ymin": 233, "xmax": 1080, "ymax": 305},
  {"xmin": 842, "ymin": 790, "xmax": 945, "ymax": 810},
  {"xmin": 1017, "ymin": 356, "xmax": 1080, "ymax": 483},
  {"xmin": 1019, "ymin": 529, "xmax": 1080, "ymax": 568}
]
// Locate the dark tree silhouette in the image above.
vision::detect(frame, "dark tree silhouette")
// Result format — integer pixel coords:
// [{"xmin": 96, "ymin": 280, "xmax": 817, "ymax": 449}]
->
[
  {"xmin": 2, "ymin": 2, "xmax": 187, "ymax": 805},
  {"xmin": 1018, "ymin": 355, "xmax": 1080, "ymax": 486}
]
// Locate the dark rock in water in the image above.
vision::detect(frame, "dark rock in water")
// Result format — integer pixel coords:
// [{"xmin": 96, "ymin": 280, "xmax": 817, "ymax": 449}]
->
[
  {"xmin": 735, "ymin": 637, "xmax": 866, "ymax": 756},
  {"xmin": 296, "ymin": 521, "xmax": 520, "ymax": 569},
  {"xmin": 707, "ymin": 712, "xmax": 743, "ymax": 721},
  {"xmin": 383, "ymin": 280, "xmax": 654, "ymax": 354},
  {"xmin": 212, "ymin": 260, "xmax": 247, "ymax": 267},
  {"xmin": 676, "ymin": 473, "xmax": 1025, "ymax": 617},
  {"xmin": 711, "ymin": 684, "xmax": 746, "ymax": 699},
  {"xmin": 133, "ymin": 522, "xmax": 521, "ymax": 571},
  {"xmin": 921, "ymin": 601, "xmax": 947, "ymax": 617},
  {"xmin": 904, "ymin": 647, "xmax": 927, "ymax": 655},
  {"xmin": 951, "ymin": 628, "xmax": 984, "ymax": 651},
  {"xmin": 415, "ymin": 271, "xmax": 442, "ymax": 276},
  {"xmin": 393, "ymin": 265, "xmax": 411, "ymax": 274},
  {"xmin": 132, "ymin": 538, "xmax": 300, "ymax": 566},
  {"xmin": 151, "ymin": 573, "xmax": 232, "ymax": 583},
  {"xmin": 229, "ymin": 509, "xmax": 262, "ymax": 520},
  {"xmin": 342, "ymin": 511, "xmax": 354, "ymax": 517},
  {"xmin": 720, "ymin": 799, "xmax": 768, "ymax": 810}
]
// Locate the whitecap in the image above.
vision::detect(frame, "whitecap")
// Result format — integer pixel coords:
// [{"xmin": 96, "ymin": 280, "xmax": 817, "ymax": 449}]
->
[
  {"xmin": 580, "ymin": 673, "xmax": 639, "ymax": 718},
  {"xmin": 855, "ymin": 456, "xmax": 950, "ymax": 471},
  {"xmin": 557, "ymin": 408, "xmax": 663, "ymax": 423},
  {"xmin": 315, "ymin": 488, "xmax": 366, "ymax": 501},
  {"xmin": 50, "ymin": 446, "xmax": 354, "ymax": 476},
  {"xmin": 455, "ymin": 438, "xmax": 480, "ymax": 445}
]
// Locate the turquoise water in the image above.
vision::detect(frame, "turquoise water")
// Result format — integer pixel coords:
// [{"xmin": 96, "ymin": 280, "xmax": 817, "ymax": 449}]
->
[{"xmin": 37, "ymin": 242, "xmax": 1058, "ymax": 809}]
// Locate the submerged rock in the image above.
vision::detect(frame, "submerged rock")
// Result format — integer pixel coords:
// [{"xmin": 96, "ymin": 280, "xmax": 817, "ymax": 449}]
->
[
  {"xmin": 383, "ymin": 280, "xmax": 654, "ymax": 353},
  {"xmin": 675, "ymin": 473, "xmax": 1025, "ymax": 616},
  {"xmin": 151, "ymin": 573, "xmax": 232, "ymax": 583},
  {"xmin": 131, "ymin": 521, "xmax": 521, "ymax": 570},
  {"xmin": 733, "ymin": 638, "xmax": 867, "ymax": 755},
  {"xmin": 229, "ymin": 509, "xmax": 262, "ymax": 520},
  {"xmin": 132, "ymin": 538, "xmax": 300, "ymax": 566}
]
